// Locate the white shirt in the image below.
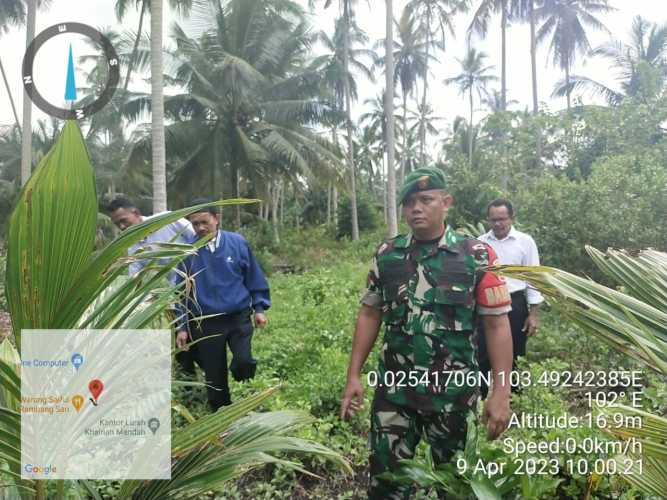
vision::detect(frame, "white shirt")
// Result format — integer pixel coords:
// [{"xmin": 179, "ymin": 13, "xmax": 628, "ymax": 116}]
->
[
  {"xmin": 478, "ymin": 226, "xmax": 544, "ymax": 305},
  {"xmin": 206, "ymin": 230, "xmax": 221, "ymax": 253},
  {"xmin": 128, "ymin": 212, "xmax": 196, "ymax": 278}
]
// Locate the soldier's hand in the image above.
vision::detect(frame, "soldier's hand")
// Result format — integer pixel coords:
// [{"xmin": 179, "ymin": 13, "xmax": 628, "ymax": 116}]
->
[
  {"xmin": 340, "ymin": 376, "xmax": 364, "ymax": 420},
  {"xmin": 176, "ymin": 330, "xmax": 190, "ymax": 350},
  {"xmin": 483, "ymin": 391, "xmax": 511, "ymax": 440}
]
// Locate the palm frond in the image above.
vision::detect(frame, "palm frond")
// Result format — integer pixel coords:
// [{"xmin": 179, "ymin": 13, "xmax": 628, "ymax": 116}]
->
[
  {"xmin": 551, "ymin": 75, "xmax": 623, "ymax": 105},
  {"xmin": 496, "ymin": 247, "xmax": 667, "ymax": 373}
]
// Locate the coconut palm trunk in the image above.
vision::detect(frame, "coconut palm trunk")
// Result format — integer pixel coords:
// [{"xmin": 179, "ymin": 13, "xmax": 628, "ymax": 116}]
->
[
  {"xmin": 500, "ymin": 0, "xmax": 507, "ymax": 110},
  {"xmin": 529, "ymin": 0, "xmax": 538, "ymax": 115},
  {"xmin": 400, "ymin": 92, "xmax": 408, "ymax": 184},
  {"xmin": 419, "ymin": 8, "xmax": 431, "ymax": 166},
  {"xmin": 565, "ymin": 59, "xmax": 572, "ymax": 111},
  {"xmin": 342, "ymin": 0, "xmax": 359, "ymax": 240},
  {"xmin": 0, "ymin": 59, "xmax": 20, "ymax": 130},
  {"xmin": 233, "ymin": 163, "xmax": 241, "ymax": 228},
  {"xmin": 468, "ymin": 88, "xmax": 474, "ymax": 164},
  {"xmin": 529, "ymin": 0, "xmax": 542, "ymax": 165},
  {"xmin": 20, "ymin": 0, "xmax": 36, "ymax": 186},
  {"xmin": 271, "ymin": 178, "xmax": 280, "ymax": 244},
  {"xmin": 124, "ymin": 0, "xmax": 147, "ymax": 91},
  {"xmin": 333, "ymin": 185, "xmax": 338, "ymax": 228},
  {"xmin": 385, "ymin": 0, "xmax": 398, "ymax": 237},
  {"xmin": 151, "ymin": 0, "xmax": 167, "ymax": 213},
  {"xmin": 326, "ymin": 181, "xmax": 332, "ymax": 224},
  {"xmin": 331, "ymin": 126, "xmax": 341, "ymax": 230}
]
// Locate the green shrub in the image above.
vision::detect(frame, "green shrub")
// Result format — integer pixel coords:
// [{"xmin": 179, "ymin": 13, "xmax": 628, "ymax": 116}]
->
[
  {"xmin": 514, "ymin": 153, "xmax": 667, "ymax": 278},
  {"xmin": 336, "ymin": 192, "xmax": 380, "ymax": 239}
]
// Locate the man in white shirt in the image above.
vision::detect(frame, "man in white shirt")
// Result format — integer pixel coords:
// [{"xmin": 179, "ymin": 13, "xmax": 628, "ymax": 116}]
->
[
  {"xmin": 108, "ymin": 197, "xmax": 196, "ymax": 279},
  {"xmin": 108, "ymin": 197, "xmax": 197, "ymax": 375},
  {"xmin": 477, "ymin": 198, "xmax": 544, "ymax": 396}
]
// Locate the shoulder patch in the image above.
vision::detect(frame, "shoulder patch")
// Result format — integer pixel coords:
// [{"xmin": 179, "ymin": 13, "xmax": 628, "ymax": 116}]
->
[{"xmin": 461, "ymin": 237, "xmax": 486, "ymax": 253}]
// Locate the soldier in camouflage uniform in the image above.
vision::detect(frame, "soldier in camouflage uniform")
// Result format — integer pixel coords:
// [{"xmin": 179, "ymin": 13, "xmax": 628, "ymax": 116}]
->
[{"xmin": 340, "ymin": 167, "xmax": 514, "ymax": 499}]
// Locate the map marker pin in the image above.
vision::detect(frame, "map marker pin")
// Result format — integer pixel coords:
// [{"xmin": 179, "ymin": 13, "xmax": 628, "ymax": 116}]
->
[
  {"xmin": 71, "ymin": 394, "xmax": 84, "ymax": 412},
  {"xmin": 88, "ymin": 379, "xmax": 104, "ymax": 405},
  {"xmin": 147, "ymin": 418, "xmax": 160, "ymax": 435},
  {"xmin": 71, "ymin": 353, "xmax": 83, "ymax": 371}
]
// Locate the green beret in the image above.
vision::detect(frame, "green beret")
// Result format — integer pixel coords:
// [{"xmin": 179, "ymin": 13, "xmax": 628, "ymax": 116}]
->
[{"xmin": 398, "ymin": 167, "xmax": 447, "ymax": 204}]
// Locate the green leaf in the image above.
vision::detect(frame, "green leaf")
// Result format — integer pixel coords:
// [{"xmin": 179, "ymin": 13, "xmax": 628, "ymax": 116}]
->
[
  {"xmin": 5, "ymin": 121, "xmax": 97, "ymax": 347},
  {"xmin": 470, "ymin": 474, "xmax": 502, "ymax": 500},
  {"xmin": 0, "ymin": 341, "xmax": 20, "ymax": 410}
]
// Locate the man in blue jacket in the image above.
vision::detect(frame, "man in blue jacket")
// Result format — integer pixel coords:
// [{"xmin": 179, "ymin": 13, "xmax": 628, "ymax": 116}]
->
[{"xmin": 175, "ymin": 201, "xmax": 270, "ymax": 411}]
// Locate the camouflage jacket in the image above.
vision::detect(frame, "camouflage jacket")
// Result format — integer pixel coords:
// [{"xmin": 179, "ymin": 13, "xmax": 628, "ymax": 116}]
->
[{"xmin": 362, "ymin": 226, "xmax": 511, "ymax": 412}]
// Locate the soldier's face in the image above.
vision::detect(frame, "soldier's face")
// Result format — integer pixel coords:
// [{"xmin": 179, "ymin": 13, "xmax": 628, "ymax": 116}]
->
[
  {"xmin": 402, "ymin": 190, "xmax": 452, "ymax": 233},
  {"xmin": 187, "ymin": 212, "xmax": 219, "ymax": 238},
  {"xmin": 488, "ymin": 206, "xmax": 512, "ymax": 239},
  {"xmin": 110, "ymin": 207, "xmax": 142, "ymax": 230}
]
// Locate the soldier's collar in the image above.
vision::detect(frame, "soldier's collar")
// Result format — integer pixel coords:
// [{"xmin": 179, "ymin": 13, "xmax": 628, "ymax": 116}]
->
[{"xmin": 395, "ymin": 226, "xmax": 460, "ymax": 253}]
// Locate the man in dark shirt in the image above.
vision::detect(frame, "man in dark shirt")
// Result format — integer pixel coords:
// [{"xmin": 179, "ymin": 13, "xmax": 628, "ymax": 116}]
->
[{"xmin": 175, "ymin": 201, "xmax": 270, "ymax": 411}]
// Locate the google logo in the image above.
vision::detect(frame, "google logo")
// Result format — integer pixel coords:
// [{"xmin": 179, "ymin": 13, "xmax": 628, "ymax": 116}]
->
[{"xmin": 24, "ymin": 464, "xmax": 57, "ymax": 475}]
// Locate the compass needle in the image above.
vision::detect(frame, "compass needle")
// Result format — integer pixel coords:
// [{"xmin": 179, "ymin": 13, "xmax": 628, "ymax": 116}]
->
[{"xmin": 65, "ymin": 43, "xmax": 77, "ymax": 102}]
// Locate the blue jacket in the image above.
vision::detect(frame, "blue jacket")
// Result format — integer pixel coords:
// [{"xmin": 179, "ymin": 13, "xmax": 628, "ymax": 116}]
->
[{"xmin": 176, "ymin": 230, "xmax": 270, "ymax": 330}]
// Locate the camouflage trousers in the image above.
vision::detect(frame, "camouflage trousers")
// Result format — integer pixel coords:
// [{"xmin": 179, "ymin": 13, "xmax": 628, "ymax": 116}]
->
[{"xmin": 368, "ymin": 395, "xmax": 474, "ymax": 500}]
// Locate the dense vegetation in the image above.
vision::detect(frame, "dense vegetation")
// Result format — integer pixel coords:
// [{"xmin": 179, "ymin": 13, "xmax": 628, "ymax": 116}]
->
[{"xmin": 169, "ymin": 230, "xmax": 666, "ymax": 499}]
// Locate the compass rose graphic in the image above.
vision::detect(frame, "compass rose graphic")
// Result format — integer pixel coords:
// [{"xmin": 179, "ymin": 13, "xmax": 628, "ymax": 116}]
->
[{"xmin": 22, "ymin": 22, "xmax": 120, "ymax": 120}]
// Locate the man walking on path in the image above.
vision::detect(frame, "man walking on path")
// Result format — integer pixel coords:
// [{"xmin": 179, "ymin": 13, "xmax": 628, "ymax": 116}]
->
[
  {"xmin": 340, "ymin": 168, "xmax": 514, "ymax": 499},
  {"xmin": 175, "ymin": 201, "xmax": 270, "ymax": 412},
  {"xmin": 478, "ymin": 198, "xmax": 544, "ymax": 397}
]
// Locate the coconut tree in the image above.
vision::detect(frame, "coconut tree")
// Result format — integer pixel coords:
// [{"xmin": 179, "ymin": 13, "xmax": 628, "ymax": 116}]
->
[
  {"xmin": 535, "ymin": 0, "xmax": 613, "ymax": 111},
  {"xmin": 311, "ymin": 17, "xmax": 375, "ymax": 110},
  {"xmin": 405, "ymin": 102, "xmax": 444, "ymax": 163},
  {"xmin": 481, "ymin": 88, "xmax": 518, "ymax": 112},
  {"xmin": 499, "ymin": 247, "xmax": 667, "ymax": 498},
  {"xmin": 0, "ymin": 0, "xmax": 52, "ymax": 186},
  {"xmin": 355, "ymin": 124, "xmax": 384, "ymax": 194},
  {"xmin": 399, "ymin": 126, "xmax": 421, "ymax": 176},
  {"xmin": 468, "ymin": 0, "xmax": 524, "ymax": 111},
  {"xmin": 0, "ymin": 0, "xmax": 26, "ymax": 131},
  {"xmin": 406, "ymin": 0, "xmax": 468, "ymax": 165},
  {"xmin": 20, "ymin": 0, "xmax": 35, "ymax": 187},
  {"xmin": 511, "ymin": 0, "xmax": 543, "ymax": 116},
  {"xmin": 444, "ymin": 47, "xmax": 496, "ymax": 164},
  {"xmin": 514, "ymin": 0, "xmax": 544, "ymax": 166},
  {"xmin": 141, "ymin": 0, "xmax": 192, "ymax": 213},
  {"xmin": 124, "ymin": 0, "xmax": 341, "ymax": 227},
  {"xmin": 310, "ymin": 15, "xmax": 374, "ymax": 230},
  {"xmin": 393, "ymin": 6, "xmax": 428, "ymax": 181},
  {"xmin": 441, "ymin": 115, "xmax": 479, "ymax": 163},
  {"xmin": 115, "ymin": 0, "xmax": 147, "ymax": 91},
  {"xmin": 384, "ymin": 0, "xmax": 398, "ymax": 236},
  {"xmin": 310, "ymin": 0, "xmax": 366, "ymax": 240},
  {"xmin": 115, "ymin": 0, "xmax": 148, "ymax": 91},
  {"xmin": 150, "ymin": 0, "xmax": 167, "ymax": 213},
  {"xmin": 552, "ymin": 16, "xmax": 667, "ymax": 105},
  {"xmin": 340, "ymin": 0, "xmax": 360, "ymax": 240},
  {"xmin": 76, "ymin": 30, "xmax": 152, "ymax": 201}
]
